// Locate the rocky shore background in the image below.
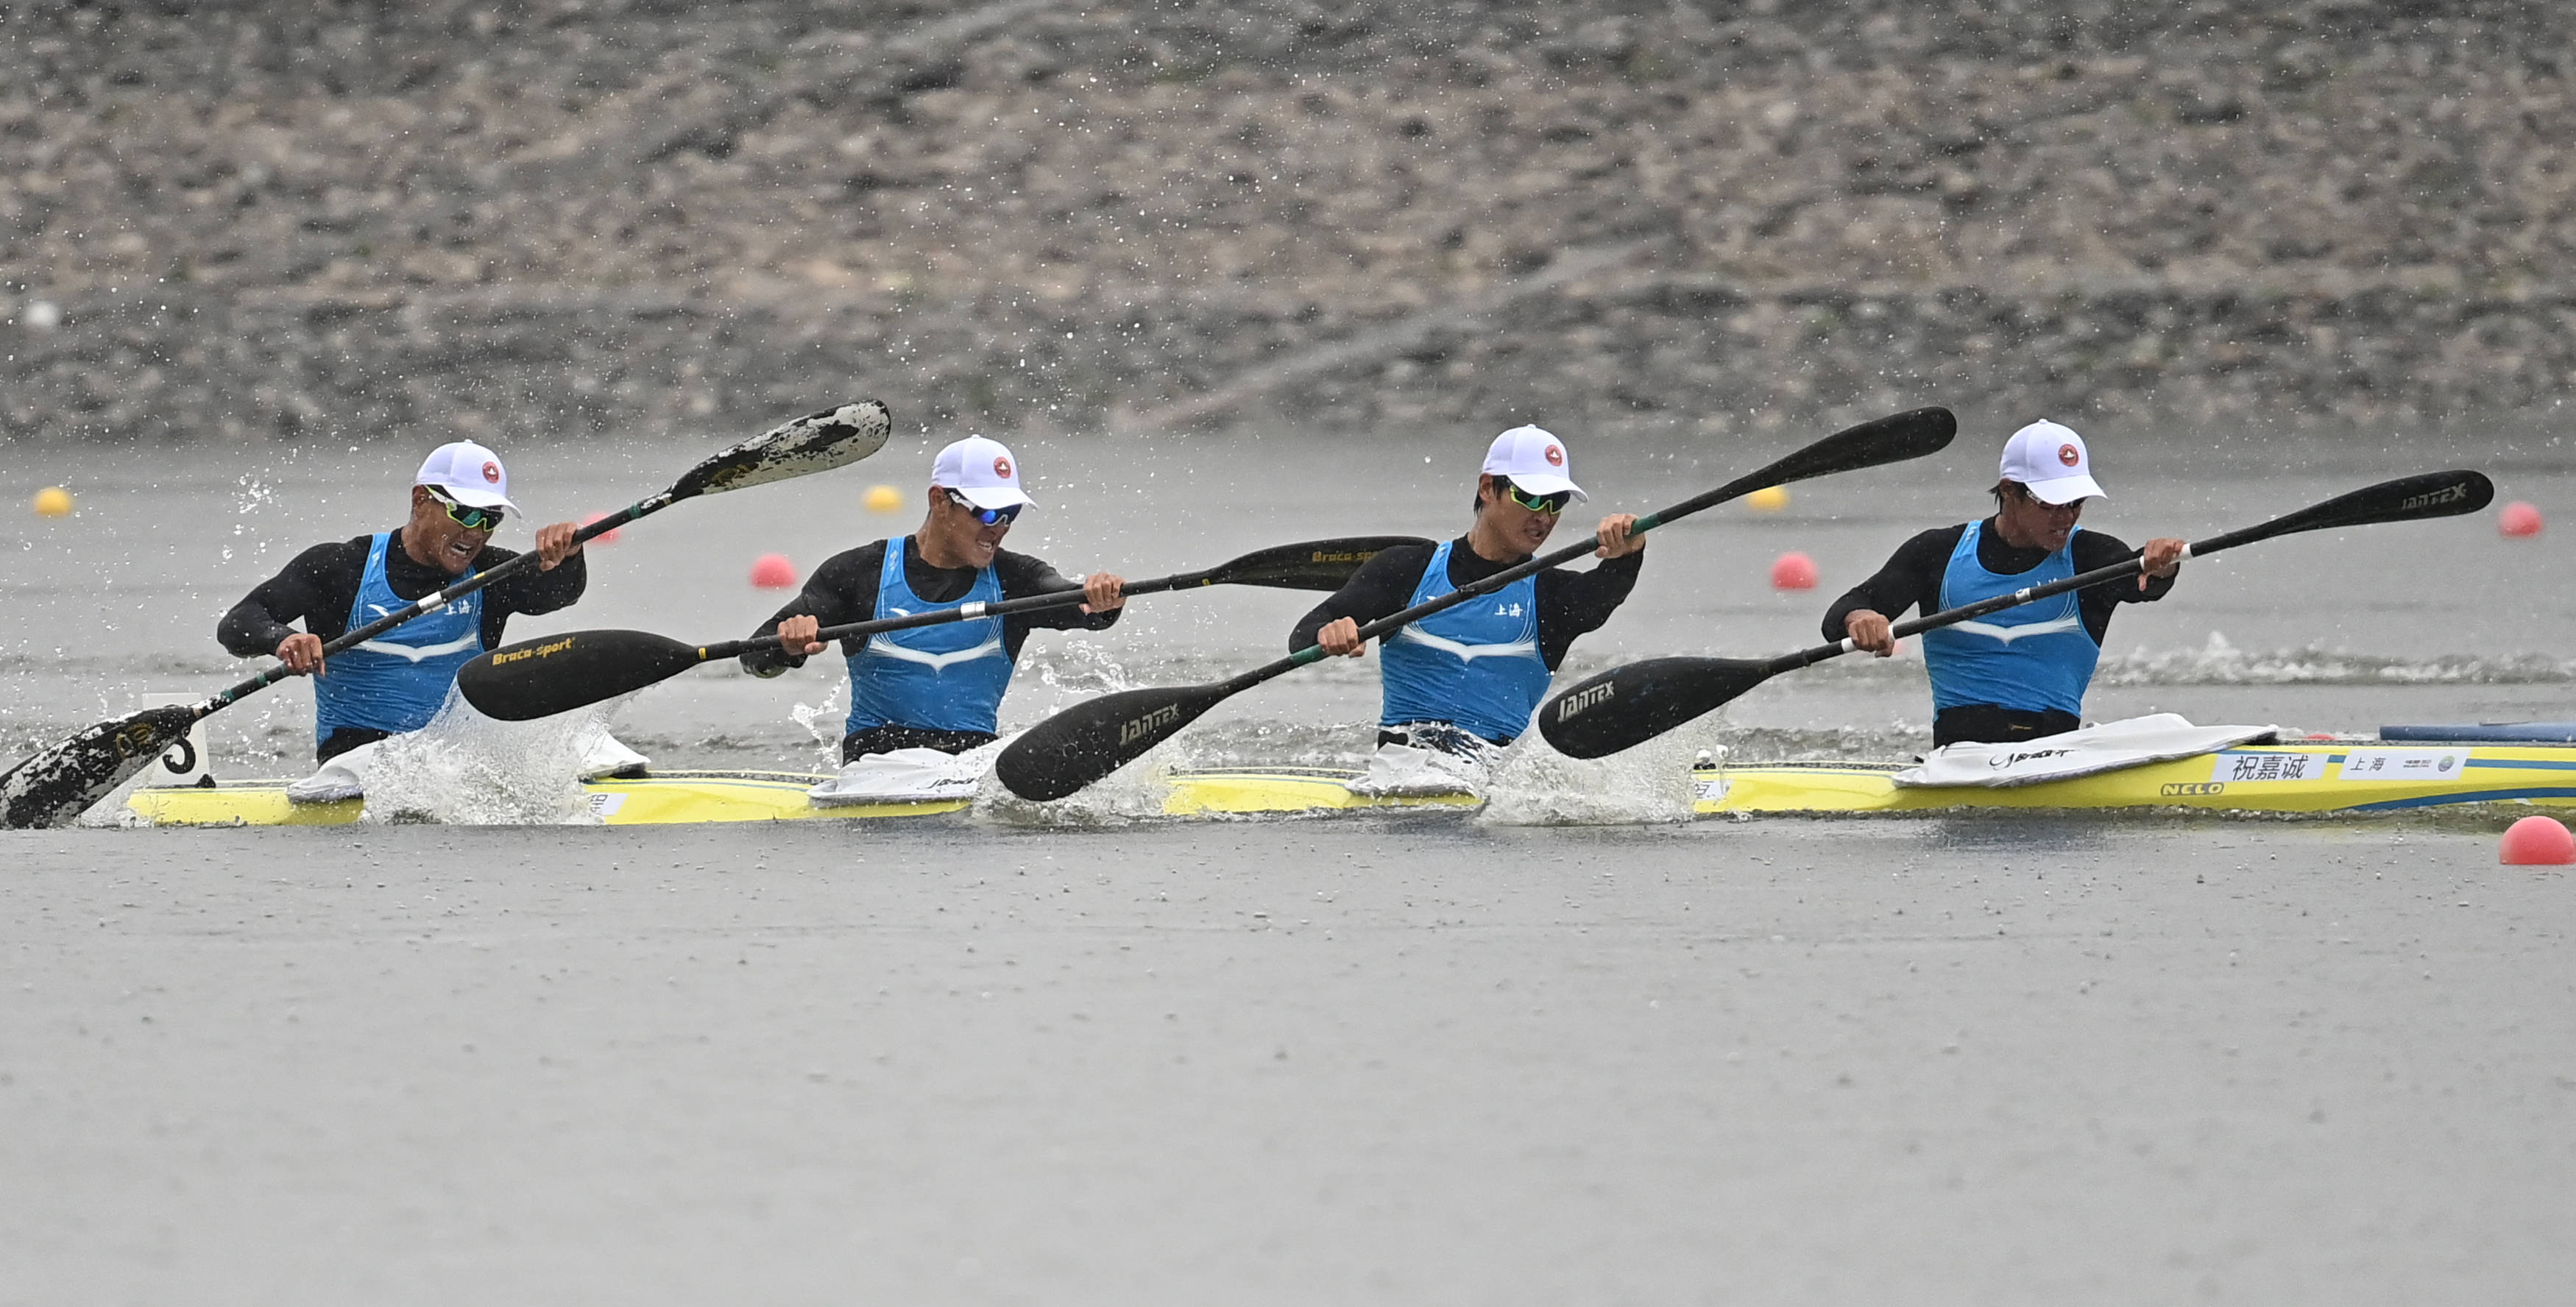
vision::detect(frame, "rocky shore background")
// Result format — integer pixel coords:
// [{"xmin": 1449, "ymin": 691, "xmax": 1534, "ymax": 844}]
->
[{"xmin": 1, "ymin": 0, "xmax": 2569, "ymax": 449}]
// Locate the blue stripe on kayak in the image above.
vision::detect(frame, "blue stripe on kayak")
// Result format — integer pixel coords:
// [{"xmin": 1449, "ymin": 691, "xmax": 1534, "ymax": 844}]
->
[
  {"xmin": 2350, "ymin": 787, "xmax": 2576, "ymax": 812},
  {"xmin": 2466, "ymin": 757, "xmax": 2576, "ymax": 772}
]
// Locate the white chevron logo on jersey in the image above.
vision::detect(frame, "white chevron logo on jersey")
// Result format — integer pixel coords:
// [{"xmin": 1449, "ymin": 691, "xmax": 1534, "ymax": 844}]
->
[
  {"xmin": 1393, "ymin": 626, "xmax": 1537, "ymax": 662},
  {"xmin": 866, "ymin": 633, "xmax": 1004, "ymax": 671},
  {"xmin": 1950, "ymin": 614, "xmax": 2083, "ymax": 644},
  {"xmin": 355, "ymin": 631, "xmax": 483, "ymax": 662}
]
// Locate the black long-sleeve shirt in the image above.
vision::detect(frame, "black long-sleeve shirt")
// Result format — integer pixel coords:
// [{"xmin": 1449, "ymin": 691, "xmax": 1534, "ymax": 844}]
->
[
  {"xmin": 1820, "ymin": 520, "xmax": 2174, "ymax": 648},
  {"xmin": 1289, "ymin": 535, "xmax": 1643, "ymax": 669},
  {"xmin": 739, "ymin": 538, "xmax": 1119, "ymax": 677},
  {"xmin": 218, "ymin": 531, "xmax": 589, "ymax": 657}
]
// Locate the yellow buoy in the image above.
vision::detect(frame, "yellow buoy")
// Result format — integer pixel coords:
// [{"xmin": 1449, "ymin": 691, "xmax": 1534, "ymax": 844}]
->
[
  {"xmin": 863, "ymin": 484, "xmax": 903, "ymax": 513},
  {"xmin": 32, "ymin": 486, "xmax": 74, "ymax": 517},
  {"xmin": 1746, "ymin": 485, "xmax": 1789, "ymax": 511}
]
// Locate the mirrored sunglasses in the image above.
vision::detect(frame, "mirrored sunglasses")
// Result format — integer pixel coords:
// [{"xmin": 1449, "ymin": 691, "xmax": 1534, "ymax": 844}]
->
[
  {"xmin": 425, "ymin": 486, "xmax": 505, "ymax": 532},
  {"xmin": 1501, "ymin": 480, "xmax": 1571, "ymax": 515},
  {"xmin": 947, "ymin": 489, "xmax": 1022, "ymax": 526}
]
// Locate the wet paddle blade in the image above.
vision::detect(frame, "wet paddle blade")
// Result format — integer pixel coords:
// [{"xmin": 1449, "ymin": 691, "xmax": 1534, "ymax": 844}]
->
[
  {"xmin": 0, "ymin": 704, "xmax": 203, "ymax": 829},
  {"xmin": 1201, "ymin": 536, "xmax": 1432, "ymax": 590},
  {"xmin": 994, "ymin": 683, "xmax": 1235, "ymax": 801},
  {"xmin": 1760, "ymin": 405, "xmax": 1957, "ymax": 484},
  {"xmin": 667, "ymin": 400, "xmax": 893, "ymax": 499},
  {"xmin": 2196, "ymin": 469, "xmax": 2494, "ymax": 553},
  {"xmin": 1536, "ymin": 657, "xmax": 1774, "ymax": 759},
  {"xmin": 456, "ymin": 629, "xmax": 711, "ymax": 721}
]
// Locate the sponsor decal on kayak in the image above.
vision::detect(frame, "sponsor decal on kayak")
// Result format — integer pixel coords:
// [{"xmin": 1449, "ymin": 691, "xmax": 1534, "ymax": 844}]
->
[
  {"xmin": 1988, "ymin": 746, "xmax": 2075, "ymax": 769},
  {"xmin": 2337, "ymin": 749, "xmax": 2466, "ymax": 781},
  {"xmin": 2207, "ymin": 752, "xmax": 2324, "ymax": 783},
  {"xmin": 2161, "ymin": 782, "xmax": 2226, "ymax": 797}
]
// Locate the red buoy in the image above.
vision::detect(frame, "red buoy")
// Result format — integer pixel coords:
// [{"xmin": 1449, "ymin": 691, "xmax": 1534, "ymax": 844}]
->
[
  {"xmin": 581, "ymin": 512, "xmax": 623, "ymax": 545},
  {"xmin": 1770, "ymin": 552, "xmax": 1818, "ymax": 590},
  {"xmin": 749, "ymin": 553, "xmax": 799, "ymax": 589},
  {"xmin": 2500, "ymin": 815, "xmax": 2575, "ymax": 865},
  {"xmin": 2499, "ymin": 501, "xmax": 2544, "ymax": 538}
]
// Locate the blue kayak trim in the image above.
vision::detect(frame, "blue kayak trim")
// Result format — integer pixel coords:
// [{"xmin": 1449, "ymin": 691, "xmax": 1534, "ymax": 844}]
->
[
  {"xmin": 2350, "ymin": 786, "xmax": 2576, "ymax": 812},
  {"xmin": 2381, "ymin": 723, "xmax": 2576, "ymax": 743}
]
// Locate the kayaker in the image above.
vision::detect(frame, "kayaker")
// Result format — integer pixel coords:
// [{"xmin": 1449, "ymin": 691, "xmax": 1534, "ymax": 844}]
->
[
  {"xmin": 1823, "ymin": 419, "xmax": 2187, "ymax": 746},
  {"xmin": 1293, "ymin": 425, "xmax": 1643, "ymax": 779},
  {"xmin": 219, "ymin": 440, "xmax": 587, "ymax": 765},
  {"xmin": 748, "ymin": 435, "xmax": 1126, "ymax": 762}
]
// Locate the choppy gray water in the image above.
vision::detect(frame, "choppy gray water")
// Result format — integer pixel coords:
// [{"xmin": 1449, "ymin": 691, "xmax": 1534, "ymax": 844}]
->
[{"xmin": 5, "ymin": 422, "xmax": 2574, "ymax": 1301}]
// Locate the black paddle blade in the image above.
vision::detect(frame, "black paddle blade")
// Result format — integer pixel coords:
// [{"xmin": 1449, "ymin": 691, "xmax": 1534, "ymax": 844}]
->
[
  {"xmin": 1748, "ymin": 406, "xmax": 1956, "ymax": 490},
  {"xmin": 995, "ymin": 684, "xmax": 1234, "ymax": 801},
  {"xmin": 0, "ymin": 704, "xmax": 203, "ymax": 829},
  {"xmin": 1536, "ymin": 657, "xmax": 1774, "ymax": 759},
  {"xmin": 670, "ymin": 400, "xmax": 892, "ymax": 499},
  {"xmin": 456, "ymin": 628, "xmax": 712, "ymax": 720},
  {"xmin": 2210, "ymin": 469, "xmax": 2494, "ymax": 551},
  {"xmin": 1205, "ymin": 536, "xmax": 1432, "ymax": 590}
]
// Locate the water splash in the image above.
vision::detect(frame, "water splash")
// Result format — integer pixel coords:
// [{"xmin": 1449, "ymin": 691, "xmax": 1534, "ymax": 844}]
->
[
  {"xmin": 358, "ymin": 689, "xmax": 640, "ymax": 824},
  {"xmin": 1022, "ymin": 640, "xmax": 1144, "ymax": 702},
  {"xmin": 1482, "ymin": 726, "xmax": 1710, "ymax": 826},
  {"xmin": 788, "ymin": 682, "xmax": 846, "ymax": 757}
]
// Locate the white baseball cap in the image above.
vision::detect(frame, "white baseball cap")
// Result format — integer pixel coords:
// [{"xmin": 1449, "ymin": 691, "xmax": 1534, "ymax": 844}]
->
[
  {"xmin": 1481, "ymin": 425, "xmax": 1587, "ymax": 501},
  {"xmin": 414, "ymin": 440, "xmax": 520, "ymax": 512},
  {"xmin": 930, "ymin": 435, "xmax": 1036, "ymax": 512},
  {"xmin": 1999, "ymin": 419, "xmax": 2106, "ymax": 505}
]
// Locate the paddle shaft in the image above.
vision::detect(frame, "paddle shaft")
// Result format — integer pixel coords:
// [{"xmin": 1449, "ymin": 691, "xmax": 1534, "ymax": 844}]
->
[
  {"xmin": 195, "ymin": 494, "xmax": 666, "ymax": 716},
  {"xmin": 715, "ymin": 562, "xmax": 1291, "ymax": 661}
]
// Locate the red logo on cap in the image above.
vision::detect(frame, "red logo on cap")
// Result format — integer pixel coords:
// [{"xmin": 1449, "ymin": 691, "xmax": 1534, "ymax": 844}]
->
[
  {"xmin": 992, "ymin": 456, "xmax": 1013, "ymax": 479},
  {"xmin": 2056, "ymin": 443, "xmax": 2079, "ymax": 467},
  {"xmin": 1544, "ymin": 444, "xmax": 1564, "ymax": 467},
  {"xmin": 482, "ymin": 461, "xmax": 501, "ymax": 484}
]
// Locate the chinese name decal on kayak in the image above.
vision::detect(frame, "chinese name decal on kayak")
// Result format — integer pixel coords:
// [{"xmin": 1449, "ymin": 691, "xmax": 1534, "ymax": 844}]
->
[
  {"xmin": 2335, "ymin": 749, "xmax": 2467, "ymax": 782},
  {"xmin": 2207, "ymin": 752, "xmax": 2326, "ymax": 783}
]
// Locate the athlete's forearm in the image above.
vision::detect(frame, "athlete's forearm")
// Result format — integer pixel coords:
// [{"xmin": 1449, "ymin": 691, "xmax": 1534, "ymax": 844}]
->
[
  {"xmin": 216, "ymin": 597, "xmax": 299, "ymax": 659},
  {"xmin": 493, "ymin": 548, "xmax": 587, "ymax": 615},
  {"xmin": 1543, "ymin": 550, "xmax": 1643, "ymax": 634},
  {"xmin": 1822, "ymin": 531, "xmax": 1950, "ymax": 642},
  {"xmin": 220, "ymin": 542, "xmax": 361, "ymax": 656},
  {"xmin": 1288, "ymin": 550, "xmax": 1426, "ymax": 651},
  {"xmin": 1002, "ymin": 559, "xmax": 1120, "ymax": 631}
]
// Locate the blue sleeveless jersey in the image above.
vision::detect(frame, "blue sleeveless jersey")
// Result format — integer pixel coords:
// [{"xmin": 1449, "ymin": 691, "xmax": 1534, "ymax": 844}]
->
[
  {"xmin": 1919, "ymin": 521, "xmax": 2100, "ymax": 717},
  {"xmin": 312, "ymin": 531, "xmax": 484, "ymax": 744},
  {"xmin": 1378, "ymin": 540, "xmax": 1553, "ymax": 743},
  {"xmin": 845, "ymin": 537, "xmax": 1012, "ymax": 736}
]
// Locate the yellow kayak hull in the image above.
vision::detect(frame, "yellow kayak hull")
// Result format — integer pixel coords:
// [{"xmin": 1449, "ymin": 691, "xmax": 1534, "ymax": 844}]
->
[
  {"xmin": 1693, "ymin": 743, "xmax": 2576, "ymax": 816},
  {"xmin": 1161, "ymin": 766, "xmax": 1479, "ymax": 815},
  {"xmin": 126, "ymin": 771, "xmax": 969, "ymax": 826},
  {"xmin": 124, "ymin": 766, "xmax": 1473, "ymax": 826},
  {"xmin": 129, "ymin": 743, "xmax": 2569, "ymax": 825}
]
